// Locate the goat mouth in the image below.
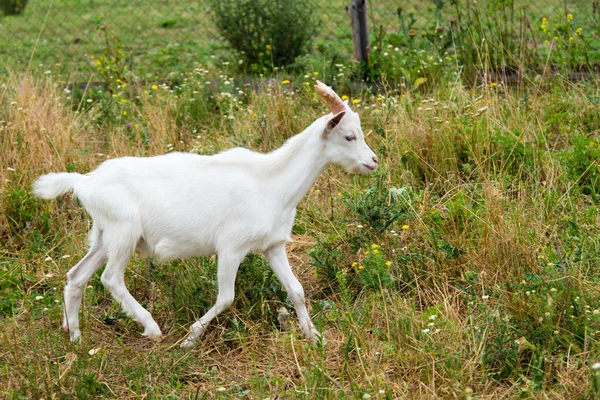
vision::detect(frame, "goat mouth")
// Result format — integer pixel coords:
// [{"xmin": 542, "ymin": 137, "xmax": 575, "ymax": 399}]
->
[{"xmin": 362, "ymin": 163, "xmax": 377, "ymax": 171}]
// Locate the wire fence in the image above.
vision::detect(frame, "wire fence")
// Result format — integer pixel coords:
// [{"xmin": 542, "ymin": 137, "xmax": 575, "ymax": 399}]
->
[{"xmin": 0, "ymin": 0, "xmax": 596, "ymax": 77}]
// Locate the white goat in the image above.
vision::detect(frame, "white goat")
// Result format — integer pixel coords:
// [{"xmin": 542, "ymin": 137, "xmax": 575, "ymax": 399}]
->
[{"xmin": 33, "ymin": 81, "xmax": 378, "ymax": 348}]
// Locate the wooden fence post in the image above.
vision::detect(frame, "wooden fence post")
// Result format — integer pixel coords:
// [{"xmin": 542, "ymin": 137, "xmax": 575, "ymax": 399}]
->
[{"xmin": 348, "ymin": 0, "xmax": 370, "ymax": 70}]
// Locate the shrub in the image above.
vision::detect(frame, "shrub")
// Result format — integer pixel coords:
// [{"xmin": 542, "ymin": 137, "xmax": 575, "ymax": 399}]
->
[
  {"xmin": 208, "ymin": 0, "xmax": 317, "ymax": 72},
  {"xmin": 0, "ymin": 0, "xmax": 28, "ymax": 16}
]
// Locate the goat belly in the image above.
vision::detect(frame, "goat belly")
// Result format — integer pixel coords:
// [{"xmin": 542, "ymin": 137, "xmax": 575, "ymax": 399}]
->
[
  {"xmin": 149, "ymin": 237, "xmax": 216, "ymax": 261},
  {"xmin": 247, "ymin": 208, "xmax": 296, "ymax": 253}
]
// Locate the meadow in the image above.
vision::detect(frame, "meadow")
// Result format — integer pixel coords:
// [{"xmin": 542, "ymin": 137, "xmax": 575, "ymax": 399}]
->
[
  {"xmin": 1, "ymin": 64, "xmax": 600, "ymax": 398},
  {"xmin": 2, "ymin": 0, "xmax": 600, "ymax": 398},
  {"xmin": 0, "ymin": 0, "xmax": 357, "ymax": 77},
  {"xmin": 2, "ymin": 0, "xmax": 595, "ymax": 78}
]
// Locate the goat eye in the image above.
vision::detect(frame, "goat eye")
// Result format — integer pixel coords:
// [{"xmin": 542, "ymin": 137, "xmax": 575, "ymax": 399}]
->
[{"xmin": 345, "ymin": 135, "xmax": 356, "ymax": 142}]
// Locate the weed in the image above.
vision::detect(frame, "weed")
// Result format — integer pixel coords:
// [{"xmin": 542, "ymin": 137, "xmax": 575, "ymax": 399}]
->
[
  {"xmin": 309, "ymin": 236, "xmax": 343, "ymax": 286},
  {"xmin": 561, "ymin": 134, "xmax": 600, "ymax": 196},
  {"xmin": 1, "ymin": 65, "xmax": 600, "ymax": 397},
  {"xmin": 353, "ymin": 243, "xmax": 397, "ymax": 292},
  {"xmin": 342, "ymin": 176, "xmax": 418, "ymax": 233}
]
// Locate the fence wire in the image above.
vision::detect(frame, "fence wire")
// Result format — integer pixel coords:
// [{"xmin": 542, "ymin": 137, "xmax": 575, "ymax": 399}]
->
[{"xmin": 0, "ymin": 0, "xmax": 595, "ymax": 76}]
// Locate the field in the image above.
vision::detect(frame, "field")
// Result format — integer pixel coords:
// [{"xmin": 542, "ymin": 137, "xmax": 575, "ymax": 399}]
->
[
  {"xmin": 2, "ymin": 0, "xmax": 594, "ymax": 78},
  {"xmin": 1, "ymin": 66, "xmax": 600, "ymax": 398},
  {"xmin": 2, "ymin": 0, "xmax": 600, "ymax": 398},
  {"xmin": 0, "ymin": 0, "xmax": 360, "ymax": 77}
]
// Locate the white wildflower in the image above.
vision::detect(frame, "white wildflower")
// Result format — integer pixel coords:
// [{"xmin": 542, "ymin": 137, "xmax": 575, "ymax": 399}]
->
[{"xmin": 88, "ymin": 348, "xmax": 101, "ymax": 356}]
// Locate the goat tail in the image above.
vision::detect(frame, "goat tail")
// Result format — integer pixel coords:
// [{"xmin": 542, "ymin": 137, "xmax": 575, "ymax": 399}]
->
[{"xmin": 32, "ymin": 172, "xmax": 86, "ymax": 199}]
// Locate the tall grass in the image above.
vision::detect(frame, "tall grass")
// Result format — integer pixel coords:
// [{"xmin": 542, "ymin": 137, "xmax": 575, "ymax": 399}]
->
[{"xmin": 1, "ymin": 68, "xmax": 600, "ymax": 398}]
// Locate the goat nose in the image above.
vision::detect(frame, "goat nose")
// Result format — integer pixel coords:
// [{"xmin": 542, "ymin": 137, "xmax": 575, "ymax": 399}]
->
[{"xmin": 372, "ymin": 156, "xmax": 379, "ymax": 164}]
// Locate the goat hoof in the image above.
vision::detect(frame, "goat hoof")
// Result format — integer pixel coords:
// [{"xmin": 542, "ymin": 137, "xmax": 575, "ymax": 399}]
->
[
  {"xmin": 142, "ymin": 327, "xmax": 163, "ymax": 341},
  {"xmin": 69, "ymin": 329, "xmax": 81, "ymax": 342},
  {"xmin": 180, "ymin": 337, "xmax": 197, "ymax": 349},
  {"xmin": 309, "ymin": 331, "xmax": 326, "ymax": 346}
]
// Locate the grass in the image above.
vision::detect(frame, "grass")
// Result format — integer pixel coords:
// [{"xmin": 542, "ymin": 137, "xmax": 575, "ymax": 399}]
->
[
  {"xmin": 0, "ymin": 0, "xmax": 222, "ymax": 78},
  {"xmin": 0, "ymin": 0, "xmax": 362, "ymax": 77},
  {"xmin": 1, "ymin": 60, "xmax": 600, "ymax": 398},
  {"xmin": 2, "ymin": 0, "xmax": 595, "ymax": 79}
]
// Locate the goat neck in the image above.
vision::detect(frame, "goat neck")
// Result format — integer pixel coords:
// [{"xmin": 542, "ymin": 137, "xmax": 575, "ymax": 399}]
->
[{"xmin": 267, "ymin": 117, "xmax": 329, "ymax": 210}]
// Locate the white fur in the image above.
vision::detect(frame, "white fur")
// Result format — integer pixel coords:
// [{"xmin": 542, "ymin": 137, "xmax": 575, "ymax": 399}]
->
[{"xmin": 33, "ymin": 103, "xmax": 378, "ymax": 347}]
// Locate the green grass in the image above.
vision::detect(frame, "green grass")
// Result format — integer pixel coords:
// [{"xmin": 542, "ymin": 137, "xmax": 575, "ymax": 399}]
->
[
  {"xmin": 0, "ymin": 0, "xmax": 222, "ymax": 78},
  {"xmin": 2, "ymin": 0, "xmax": 595, "ymax": 79},
  {"xmin": 0, "ymin": 0, "xmax": 360, "ymax": 77},
  {"xmin": 1, "ymin": 61, "xmax": 600, "ymax": 398}
]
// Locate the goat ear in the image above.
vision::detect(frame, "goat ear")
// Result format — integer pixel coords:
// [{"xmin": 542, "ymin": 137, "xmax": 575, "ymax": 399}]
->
[{"xmin": 323, "ymin": 110, "xmax": 346, "ymax": 137}]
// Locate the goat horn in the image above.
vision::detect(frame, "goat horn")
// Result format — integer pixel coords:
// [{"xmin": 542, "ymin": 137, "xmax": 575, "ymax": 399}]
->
[{"xmin": 314, "ymin": 80, "xmax": 346, "ymax": 114}]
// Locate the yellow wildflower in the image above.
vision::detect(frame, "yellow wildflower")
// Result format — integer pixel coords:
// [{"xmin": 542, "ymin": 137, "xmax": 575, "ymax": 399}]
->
[
  {"xmin": 541, "ymin": 17, "xmax": 547, "ymax": 32},
  {"xmin": 575, "ymin": 27, "xmax": 582, "ymax": 36},
  {"xmin": 313, "ymin": 71, "xmax": 319, "ymax": 76},
  {"xmin": 304, "ymin": 82, "xmax": 310, "ymax": 86},
  {"xmin": 121, "ymin": 83, "xmax": 127, "ymax": 89},
  {"xmin": 544, "ymin": 40, "xmax": 550, "ymax": 45},
  {"xmin": 282, "ymin": 79, "xmax": 290, "ymax": 85},
  {"xmin": 358, "ymin": 265, "xmax": 365, "ymax": 270},
  {"xmin": 151, "ymin": 84, "xmax": 158, "ymax": 90},
  {"xmin": 365, "ymin": 251, "xmax": 370, "ymax": 255},
  {"xmin": 252, "ymin": 113, "xmax": 257, "ymax": 119},
  {"xmin": 352, "ymin": 262, "xmax": 358, "ymax": 267},
  {"xmin": 315, "ymin": 189, "xmax": 320, "ymax": 194},
  {"xmin": 376, "ymin": 96, "xmax": 383, "ymax": 101},
  {"xmin": 337, "ymin": 192, "xmax": 342, "ymax": 197},
  {"xmin": 122, "ymin": 111, "xmax": 127, "ymax": 116},
  {"xmin": 352, "ymin": 99, "xmax": 360, "ymax": 104},
  {"xmin": 402, "ymin": 224, "xmax": 409, "ymax": 230},
  {"xmin": 569, "ymin": 36, "xmax": 574, "ymax": 41},
  {"xmin": 567, "ymin": 13, "xmax": 573, "ymax": 21},
  {"xmin": 489, "ymin": 82, "xmax": 497, "ymax": 88},
  {"xmin": 385, "ymin": 261, "xmax": 392, "ymax": 267},
  {"xmin": 373, "ymin": 249, "xmax": 379, "ymax": 255},
  {"xmin": 371, "ymin": 244, "xmax": 379, "ymax": 250},
  {"xmin": 265, "ymin": 44, "xmax": 272, "ymax": 52},
  {"xmin": 341, "ymin": 95, "xmax": 349, "ymax": 101}
]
